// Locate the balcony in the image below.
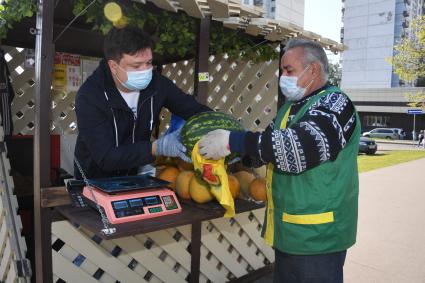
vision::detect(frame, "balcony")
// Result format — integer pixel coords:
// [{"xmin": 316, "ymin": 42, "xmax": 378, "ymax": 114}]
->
[{"xmin": 402, "ymin": 19, "xmax": 409, "ymax": 28}]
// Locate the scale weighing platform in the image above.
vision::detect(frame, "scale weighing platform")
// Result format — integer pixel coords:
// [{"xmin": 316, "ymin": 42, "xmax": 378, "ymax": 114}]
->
[{"xmin": 66, "ymin": 175, "xmax": 182, "ymax": 224}]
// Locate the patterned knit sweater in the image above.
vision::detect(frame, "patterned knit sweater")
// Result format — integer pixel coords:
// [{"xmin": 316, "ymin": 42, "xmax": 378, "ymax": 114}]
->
[{"xmin": 230, "ymin": 84, "xmax": 357, "ymax": 174}]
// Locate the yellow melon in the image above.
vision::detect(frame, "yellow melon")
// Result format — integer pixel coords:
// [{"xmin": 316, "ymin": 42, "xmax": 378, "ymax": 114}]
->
[
  {"xmin": 249, "ymin": 178, "xmax": 267, "ymax": 201},
  {"xmin": 253, "ymin": 165, "xmax": 267, "ymax": 178},
  {"xmin": 158, "ymin": 166, "xmax": 180, "ymax": 190},
  {"xmin": 233, "ymin": 171, "xmax": 256, "ymax": 197},
  {"xmin": 228, "ymin": 175, "xmax": 240, "ymax": 199},
  {"xmin": 175, "ymin": 171, "xmax": 194, "ymax": 200},
  {"xmin": 189, "ymin": 176, "xmax": 214, "ymax": 204}
]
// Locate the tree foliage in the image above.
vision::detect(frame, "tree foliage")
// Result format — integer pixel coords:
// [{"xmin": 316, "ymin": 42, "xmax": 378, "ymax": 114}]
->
[
  {"xmin": 328, "ymin": 62, "xmax": 342, "ymax": 87},
  {"xmin": 389, "ymin": 16, "xmax": 425, "ymax": 109},
  {"xmin": 0, "ymin": 0, "xmax": 278, "ymax": 62},
  {"xmin": 72, "ymin": 0, "xmax": 279, "ymax": 63},
  {"xmin": 405, "ymin": 92, "xmax": 425, "ymax": 109},
  {"xmin": 0, "ymin": 0, "xmax": 35, "ymax": 39},
  {"xmin": 390, "ymin": 16, "xmax": 425, "ymax": 82}
]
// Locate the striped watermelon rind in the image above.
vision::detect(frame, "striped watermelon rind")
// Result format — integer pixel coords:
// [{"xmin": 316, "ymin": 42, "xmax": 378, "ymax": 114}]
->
[{"xmin": 181, "ymin": 111, "xmax": 244, "ymax": 160}]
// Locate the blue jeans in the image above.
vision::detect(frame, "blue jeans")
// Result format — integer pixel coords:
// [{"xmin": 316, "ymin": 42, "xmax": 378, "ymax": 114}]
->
[{"xmin": 273, "ymin": 249, "xmax": 347, "ymax": 283}]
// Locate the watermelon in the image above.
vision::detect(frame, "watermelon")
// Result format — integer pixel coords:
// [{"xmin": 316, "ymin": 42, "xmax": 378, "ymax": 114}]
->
[
  {"xmin": 181, "ymin": 111, "xmax": 244, "ymax": 160},
  {"xmin": 202, "ymin": 164, "xmax": 220, "ymax": 185}
]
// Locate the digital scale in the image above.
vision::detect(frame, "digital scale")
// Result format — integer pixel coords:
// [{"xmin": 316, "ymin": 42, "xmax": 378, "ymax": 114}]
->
[{"xmin": 66, "ymin": 175, "xmax": 182, "ymax": 224}]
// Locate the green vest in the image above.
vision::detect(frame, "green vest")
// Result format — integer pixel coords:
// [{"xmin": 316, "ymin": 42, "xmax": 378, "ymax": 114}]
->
[{"xmin": 262, "ymin": 86, "xmax": 361, "ymax": 255}]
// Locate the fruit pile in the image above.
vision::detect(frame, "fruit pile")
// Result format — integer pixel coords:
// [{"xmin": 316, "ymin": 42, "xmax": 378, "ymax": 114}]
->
[{"xmin": 156, "ymin": 157, "xmax": 267, "ymax": 204}]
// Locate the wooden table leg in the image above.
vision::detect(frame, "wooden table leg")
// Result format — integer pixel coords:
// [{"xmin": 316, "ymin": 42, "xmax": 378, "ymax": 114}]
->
[{"xmin": 190, "ymin": 221, "xmax": 202, "ymax": 283}]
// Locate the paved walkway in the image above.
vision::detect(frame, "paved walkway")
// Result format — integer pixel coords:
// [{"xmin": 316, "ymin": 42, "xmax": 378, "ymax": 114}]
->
[
  {"xmin": 253, "ymin": 157, "xmax": 425, "ymax": 283},
  {"xmin": 345, "ymin": 157, "xmax": 425, "ymax": 283}
]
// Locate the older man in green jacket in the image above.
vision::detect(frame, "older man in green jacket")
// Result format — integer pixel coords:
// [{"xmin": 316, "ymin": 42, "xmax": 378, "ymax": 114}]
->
[{"xmin": 199, "ymin": 39, "xmax": 360, "ymax": 283}]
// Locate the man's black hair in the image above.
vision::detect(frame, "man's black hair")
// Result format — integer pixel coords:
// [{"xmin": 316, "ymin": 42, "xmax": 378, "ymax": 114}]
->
[{"xmin": 103, "ymin": 26, "xmax": 154, "ymax": 62}]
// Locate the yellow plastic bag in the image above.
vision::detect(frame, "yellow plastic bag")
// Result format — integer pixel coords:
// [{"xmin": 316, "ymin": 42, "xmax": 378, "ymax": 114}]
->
[{"xmin": 192, "ymin": 142, "xmax": 235, "ymax": 217}]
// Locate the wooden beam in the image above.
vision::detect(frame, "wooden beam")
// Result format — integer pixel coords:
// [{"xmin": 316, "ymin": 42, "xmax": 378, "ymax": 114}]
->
[
  {"xmin": 150, "ymin": 0, "xmax": 178, "ymax": 12},
  {"xmin": 207, "ymin": 0, "xmax": 229, "ymax": 18},
  {"xmin": 194, "ymin": 15, "xmax": 211, "ymax": 104},
  {"xmin": 41, "ymin": 186, "xmax": 71, "ymax": 208},
  {"xmin": 178, "ymin": 0, "xmax": 204, "ymax": 18},
  {"xmin": 33, "ymin": 0, "xmax": 54, "ymax": 282}
]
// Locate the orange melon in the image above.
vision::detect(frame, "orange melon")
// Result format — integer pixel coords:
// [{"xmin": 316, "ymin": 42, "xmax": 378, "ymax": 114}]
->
[
  {"xmin": 175, "ymin": 171, "xmax": 194, "ymax": 200},
  {"xmin": 176, "ymin": 158, "xmax": 194, "ymax": 171},
  {"xmin": 228, "ymin": 175, "xmax": 240, "ymax": 199},
  {"xmin": 249, "ymin": 178, "xmax": 267, "ymax": 201},
  {"xmin": 157, "ymin": 166, "xmax": 180, "ymax": 190},
  {"xmin": 233, "ymin": 171, "xmax": 256, "ymax": 197}
]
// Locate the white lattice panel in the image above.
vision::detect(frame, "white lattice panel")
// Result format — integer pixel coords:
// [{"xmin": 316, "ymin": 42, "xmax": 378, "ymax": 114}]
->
[
  {"xmin": 2, "ymin": 46, "xmax": 78, "ymax": 135},
  {"xmin": 161, "ymin": 55, "xmax": 279, "ymax": 132},
  {"xmin": 0, "ymin": 125, "xmax": 31, "ymax": 282},
  {"xmin": 52, "ymin": 208, "xmax": 272, "ymax": 283},
  {"xmin": 5, "ymin": 45, "xmax": 279, "ymax": 135}
]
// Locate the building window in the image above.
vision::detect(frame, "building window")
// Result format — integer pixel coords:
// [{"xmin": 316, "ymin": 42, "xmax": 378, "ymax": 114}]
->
[
  {"xmin": 244, "ymin": 0, "xmax": 250, "ymax": 4},
  {"xmin": 364, "ymin": 115, "xmax": 390, "ymax": 127},
  {"xmin": 271, "ymin": 7, "xmax": 275, "ymax": 12}
]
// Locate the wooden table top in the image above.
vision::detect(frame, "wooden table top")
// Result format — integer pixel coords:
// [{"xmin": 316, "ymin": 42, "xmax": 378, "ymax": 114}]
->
[{"xmin": 56, "ymin": 198, "xmax": 264, "ymax": 239}]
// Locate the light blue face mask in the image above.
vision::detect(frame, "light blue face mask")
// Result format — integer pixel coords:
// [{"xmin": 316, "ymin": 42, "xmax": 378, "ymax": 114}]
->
[
  {"xmin": 279, "ymin": 65, "xmax": 314, "ymax": 101},
  {"xmin": 117, "ymin": 66, "xmax": 153, "ymax": 91}
]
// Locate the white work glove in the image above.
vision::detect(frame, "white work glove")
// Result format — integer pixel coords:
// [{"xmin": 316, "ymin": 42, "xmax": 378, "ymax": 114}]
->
[
  {"xmin": 199, "ymin": 129, "xmax": 231, "ymax": 160},
  {"xmin": 155, "ymin": 128, "xmax": 192, "ymax": 163}
]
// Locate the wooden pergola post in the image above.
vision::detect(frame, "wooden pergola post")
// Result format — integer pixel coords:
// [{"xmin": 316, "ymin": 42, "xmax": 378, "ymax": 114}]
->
[
  {"xmin": 190, "ymin": 15, "xmax": 211, "ymax": 283},
  {"xmin": 33, "ymin": 0, "xmax": 55, "ymax": 282},
  {"xmin": 194, "ymin": 15, "xmax": 211, "ymax": 104},
  {"xmin": 277, "ymin": 42, "xmax": 285, "ymax": 108}
]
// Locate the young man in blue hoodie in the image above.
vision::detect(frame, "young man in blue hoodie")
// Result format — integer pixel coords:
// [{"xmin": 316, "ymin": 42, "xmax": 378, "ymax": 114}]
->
[{"xmin": 74, "ymin": 27, "xmax": 210, "ymax": 179}]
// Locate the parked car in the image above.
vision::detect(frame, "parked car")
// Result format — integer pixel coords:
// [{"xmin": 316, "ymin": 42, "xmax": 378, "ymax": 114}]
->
[
  {"xmin": 391, "ymin": 128, "xmax": 406, "ymax": 140},
  {"xmin": 362, "ymin": 128, "xmax": 400, "ymax": 140},
  {"xmin": 359, "ymin": 137, "xmax": 377, "ymax": 154}
]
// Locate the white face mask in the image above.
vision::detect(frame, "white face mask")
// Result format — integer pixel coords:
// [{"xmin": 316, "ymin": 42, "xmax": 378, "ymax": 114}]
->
[
  {"xmin": 116, "ymin": 65, "xmax": 153, "ymax": 91},
  {"xmin": 279, "ymin": 65, "xmax": 314, "ymax": 101}
]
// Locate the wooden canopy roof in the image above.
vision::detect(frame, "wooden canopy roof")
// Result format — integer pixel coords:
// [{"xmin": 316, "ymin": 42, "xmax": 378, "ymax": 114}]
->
[{"xmin": 140, "ymin": 0, "xmax": 344, "ymax": 52}]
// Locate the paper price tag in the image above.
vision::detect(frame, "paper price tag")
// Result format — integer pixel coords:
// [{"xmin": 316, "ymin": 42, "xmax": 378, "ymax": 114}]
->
[{"xmin": 198, "ymin": 72, "xmax": 210, "ymax": 82}]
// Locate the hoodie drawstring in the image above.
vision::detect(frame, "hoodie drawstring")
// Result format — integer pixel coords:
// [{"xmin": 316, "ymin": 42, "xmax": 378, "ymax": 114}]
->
[
  {"xmin": 104, "ymin": 91, "xmax": 119, "ymax": 147},
  {"xmin": 150, "ymin": 96, "xmax": 154, "ymax": 131}
]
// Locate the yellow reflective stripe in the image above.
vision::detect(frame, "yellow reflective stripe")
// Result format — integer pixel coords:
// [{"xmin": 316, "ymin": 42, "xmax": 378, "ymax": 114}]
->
[
  {"xmin": 264, "ymin": 106, "xmax": 292, "ymax": 246},
  {"xmin": 282, "ymin": 211, "xmax": 334, "ymax": 225},
  {"xmin": 279, "ymin": 106, "xmax": 292, "ymax": 128},
  {"xmin": 264, "ymin": 163, "xmax": 274, "ymax": 246}
]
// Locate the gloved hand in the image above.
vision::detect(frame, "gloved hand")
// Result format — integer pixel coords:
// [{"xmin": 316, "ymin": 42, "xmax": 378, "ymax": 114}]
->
[
  {"xmin": 155, "ymin": 128, "xmax": 191, "ymax": 163},
  {"xmin": 199, "ymin": 129, "xmax": 231, "ymax": 160}
]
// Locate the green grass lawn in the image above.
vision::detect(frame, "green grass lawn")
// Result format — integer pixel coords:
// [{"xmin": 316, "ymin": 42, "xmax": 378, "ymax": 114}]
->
[{"xmin": 358, "ymin": 150, "xmax": 425, "ymax": 173}]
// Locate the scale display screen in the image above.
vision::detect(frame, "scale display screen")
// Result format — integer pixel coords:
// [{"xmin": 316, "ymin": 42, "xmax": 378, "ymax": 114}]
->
[
  {"xmin": 112, "ymin": 200, "xmax": 128, "ymax": 210},
  {"xmin": 143, "ymin": 196, "xmax": 160, "ymax": 206},
  {"xmin": 129, "ymin": 198, "xmax": 143, "ymax": 207}
]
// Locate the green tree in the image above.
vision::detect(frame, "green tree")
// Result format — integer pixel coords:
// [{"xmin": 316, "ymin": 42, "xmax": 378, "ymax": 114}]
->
[
  {"xmin": 390, "ymin": 16, "xmax": 425, "ymax": 109},
  {"xmin": 328, "ymin": 62, "xmax": 342, "ymax": 87},
  {"xmin": 405, "ymin": 91, "xmax": 425, "ymax": 109},
  {"xmin": 0, "ymin": 0, "xmax": 35, "ymax": 39}
]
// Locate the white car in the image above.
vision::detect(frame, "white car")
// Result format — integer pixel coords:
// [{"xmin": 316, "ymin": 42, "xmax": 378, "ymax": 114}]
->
[{"xmin": 362, "ymin": 128, "xmax": 400, "ymax": 140}]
